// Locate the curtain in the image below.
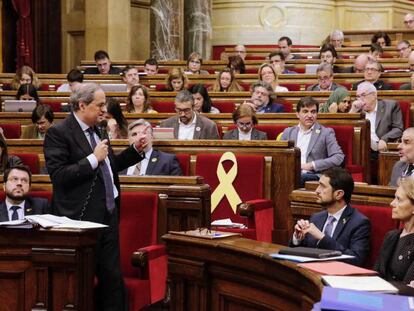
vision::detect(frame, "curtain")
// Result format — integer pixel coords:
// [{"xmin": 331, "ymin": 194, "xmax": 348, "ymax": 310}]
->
[{"xmin": 12, "ymin": 0, "xmax": 33, "ymax": 68}]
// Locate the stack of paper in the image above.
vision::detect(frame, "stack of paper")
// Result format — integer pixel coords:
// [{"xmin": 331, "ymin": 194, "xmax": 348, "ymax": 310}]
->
[
  {"xmin": 322, "ymin": 276, "xmax": 398, "ymax": 294},
  {"xmin": 211, "ymin": 218, "xmax": 246, "ymax": 228},
  {"xmin": 270, "ymin": 253, "xmax": 355, "ymax": 263},
  {"xmin": 299, "ymin": 261, "xmax": 378, "ymax": 276}
]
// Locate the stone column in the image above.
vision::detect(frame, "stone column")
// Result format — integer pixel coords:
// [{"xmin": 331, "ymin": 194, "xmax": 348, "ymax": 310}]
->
[
  {"xmin": 150, "ymin": 0, "xmax": 183, "ymax": 60},
  {"xmin": 184, "ymin": 0, "xmax": 212, "ymax": 59}
]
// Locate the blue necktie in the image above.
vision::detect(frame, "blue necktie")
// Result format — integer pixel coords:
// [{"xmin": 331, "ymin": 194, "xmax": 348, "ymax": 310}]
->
[
  {"xmin": 87, "ymin": 128, "xmax": 115, "ymax": 213},
  {"xmin": 10, "ymin": 205, "xmax": 20, "ymax": 220},
  {"xmin": 324, "ymin": 215, "xmax": 336, "ymax": 238}
]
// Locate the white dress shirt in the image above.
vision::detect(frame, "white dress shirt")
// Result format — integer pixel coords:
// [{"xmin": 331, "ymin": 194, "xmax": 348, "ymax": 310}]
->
[
  {"xmin": 365, "ymin": 103, "xmax": 380, "ymax": 151},
  {"xmin": 6, "ymin": 199, "xmax": 25, "ymax": 221},
  {"xmin": 238, "ymin": 128, "xmax": 252, "ymax": 141},
  {"xmin": 178, "ymin": 113, "xmax": 197, "ymax": 140},
  {"xmin": 126, "ymin": 148, "xmax": 153, "ymax": 176},
  {"xmin": 296, "ymin": 124, "xmax": 315, "ymax": 171}
]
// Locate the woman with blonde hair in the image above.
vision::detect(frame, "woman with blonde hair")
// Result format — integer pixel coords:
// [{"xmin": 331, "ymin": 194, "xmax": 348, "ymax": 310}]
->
[
  {"xmin": 11, "ymin": 66, "xmax": 41, "ymax": 90},
  {"xmin": 210, "ymin": 68, "xmax": 243, "ymax": 92},
  {"xmin": 125, "ymin": 85, "xmax": 157, "ymax": 114},
  {"xmin": 164, "ymin": 68, "xmax": 188, "ymax": 92},
  {"xmin": 375, "ymin": 177, "xmax": 414, "ymax": 287},
  {"xmin": 258, "ymin": 63, "xmax": 288, "ymax": 92}
]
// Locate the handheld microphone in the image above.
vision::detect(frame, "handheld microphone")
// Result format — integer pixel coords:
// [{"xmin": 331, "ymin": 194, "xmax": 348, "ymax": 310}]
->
[{"xmin": 98, "ymin": 119, "xmax": 108, "ymax": 140}]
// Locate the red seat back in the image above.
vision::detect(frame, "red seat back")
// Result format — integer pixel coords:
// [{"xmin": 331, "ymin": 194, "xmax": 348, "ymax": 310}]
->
[
  {"xmin": 328, "ymin": 125, "xmax": 354, "ymax": 167},
  {"xmin": 10, "ymin": 153, "xmax": 40, "ymax": 174},
  {"xmin": 0, "ymin": 123, "xmax": 21, "ymax": 138},
  {"xmin": 212, "ymin": 101, "xmax": 236, "ymax": 113},
  {"xmin": 150, "ymin": 100, "xmax": 175, "ymax": 113},
  {"xmin": 226, "ymin": 124, "xmax": 287, "ymax": 140},
  {"xmin": 195, "ymin": 153, "xmax": 265, "ymax": 223},
  {"xmin": 176, "ymin": 154, "xmax": 190, "ymax": 176},
  {"xmin": 398, "ymin": 100, "xmax": 410, "ymax": 129}
]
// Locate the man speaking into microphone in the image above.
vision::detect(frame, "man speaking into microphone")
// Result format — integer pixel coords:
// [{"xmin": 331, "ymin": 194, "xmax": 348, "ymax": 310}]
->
[{"xmin": 44, "ymin": 83, "xmax": 147, "ymax": 311}]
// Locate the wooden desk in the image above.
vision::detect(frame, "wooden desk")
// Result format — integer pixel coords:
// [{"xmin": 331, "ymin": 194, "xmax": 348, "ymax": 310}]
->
[
  {"xmin": 163, "ymin": 233, "xmax": 323, "ymax": 311},
  {"xmin": 378, "ymin": 143, "xmax": 399, "ymax": 186},
  {"xmin": 0, "ymin": 227, "xmax": 101, "ymax": 310}
]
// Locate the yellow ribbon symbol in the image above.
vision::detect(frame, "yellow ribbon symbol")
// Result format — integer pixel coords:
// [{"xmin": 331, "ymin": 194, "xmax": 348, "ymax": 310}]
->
[{"xmin": 211, "ymin": 152, "xmax": 242, "ymax": 214}]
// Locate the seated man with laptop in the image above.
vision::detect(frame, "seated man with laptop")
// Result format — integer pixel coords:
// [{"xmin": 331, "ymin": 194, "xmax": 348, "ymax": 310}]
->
[
  {"xmin": 121, "ymin": 119, "xmax": 182, "ymax": 176},
  {"xmin": 290, "ymin": 167, "xmax": 371, "ymax": 266}
]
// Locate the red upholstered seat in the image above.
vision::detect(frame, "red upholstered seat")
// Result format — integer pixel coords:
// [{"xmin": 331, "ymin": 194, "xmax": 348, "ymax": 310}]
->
[
  {"xmin": 226, "ymin": 124, "xmax": 287, "ymax": 140},
  {"xmin": 329, "ymin": 125, "xmax": 364, "ymax": 182},
  {"xmin": 0, "ymin": 123, "xmax": 21, "ymax": 138},
  {"xmin": 212, "ymin": 100, "xmax": 236, "ymax": 113},
  {"xmin": 398, "ymin": 100, "xmax": 410, "ymax": 129},
  {"xmin": 43, "ymin": 102, "xmax": 62, "ymax": 112},
  {"xmin": 150, "ymin": 100, "xmax": 175, "ymax": 113},
  {"xmin": 175, "ymin": 154, "xmax": 190, "ymax": 175},
  {"xmin": 280, "ymin": 83, "xmax": 301, "ymax": 91},
  {"xmin": 119, "ymin": 192, "xmax": 167, "ymax": 311},
  {"xmin": 195, "ymin": 153, "xmax": 273, "ymax": 242},
  {"xmin": 10, "ymin": 153, "xmax": 40, "ymax": 174},
  {"xmin": 389, "ymin": 82, "xmax": 403, "ymax": 90},
  {"xmin": 353, "ymin": 204, "xmax": 400, "ymax": 268}
]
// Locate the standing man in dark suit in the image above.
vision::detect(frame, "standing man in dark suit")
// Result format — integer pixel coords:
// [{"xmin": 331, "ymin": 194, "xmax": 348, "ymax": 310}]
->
[
  {"xmin": 291, "ymin": 167, "xmax": 371, "ymax": 266},
  {"xmin": 122, "ymin": 119, "xmax": 182, "ymax": 176},
  {"xmin": 390, "ymin": 127, "xmax": 414, "ymax": 186},
  {"xmin": 350, "ymin": 81, "xmax": 403, "ymax": 152},
  {"xmin": 0, "ymin": 165, "xmax": 48, "ymax": 222},
  {"xmin": 44, "ymin": 83, "xmax": 147, "ymax": 311},
  {"xmin": 281, "ymin": 96, "xmax": 344, "ymax": 187},
  {"xmin": 160, "ymin": 90, "xmax": 219, "ymax": 139},
  {"xmin": 83, "ymin": 50, "xmax": 122, "ymax": 75}
]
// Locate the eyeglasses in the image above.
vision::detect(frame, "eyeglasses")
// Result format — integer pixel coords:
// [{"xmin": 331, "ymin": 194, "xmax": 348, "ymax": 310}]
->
[
  {"xmin": 7, "ymin": 177, "xmax": 29, "ymax": 185},
  {"xmin": 237, "ymin": 121, "xmax": 252, "ymax": 128},
  {"xmin": 318, "ymin": 75, "xmax": 332, "ymax": 81},
  {"xmin": 253, "ymin": 90, "xmax": 269, "ymax": 97},
  {"xmin": 364, "ymin": 67, "xmax": 380, "ymax": 72},
  {"xmin": 404, "ymin": 20, "xmax": 414, "ymax": 25},
  {"xmin": 175, "ymin": 107, "xmax": 192, "ymax": 114},
  {"xmin": 356, "ymin": 92, "xmax": 374, "ymax": 99},
  {"xmin": 190, "ymin": 60, "xmax": 201, "ymax": 65}
]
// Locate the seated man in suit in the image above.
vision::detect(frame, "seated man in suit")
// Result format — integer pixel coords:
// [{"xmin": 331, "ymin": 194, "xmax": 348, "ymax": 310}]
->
[
  {"xmin": 350, "ymin": 82, "xmax": 403, "ymax": 153},
  {"xmin": 291, "ymin": 167, "xmax": 371, "ymax": 266},
  {"xmin": 281, "ymin": 96, "xmax": 344, "ymax": 187},
  {"xmin": 122, "ymin": 119, "xmax": 182, "ymax": 176},
  {"xmin": 390, "ymin": 127, "xmax": 414, "ymax": 186},
  {"xmin": 0, "ymin": 165, "xmax": 48, "ymax": 222},
  {"xmin": 160, "ymin": 90, "xmax": 219, "ymax": 139},
  {"xmin": 244, "ymin": 81, "xmax": 284, "ymax": 113},
  {"xmin": 277, "ymin": 36, "xmax": 300, "ymax": 60},
  {"xmin": 83, "ymin": 50, "xmax": 122, "ymax": 75},
  {"xmin": 144, "ymin": 58, "xmax": 158, "ymax": 75},
  {"xmin": 352, "ymin": 60, "xmax": 392, "ymax": 91},
  {"xmin": 306, "ymin": 63, "xmax": 343, "ymax": 91},
  {"xmin": 57, "ymin": 69, "xmax": 84, "ymax": 93}
]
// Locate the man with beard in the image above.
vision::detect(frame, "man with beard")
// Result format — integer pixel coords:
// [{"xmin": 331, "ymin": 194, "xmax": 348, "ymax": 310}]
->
[
  {"xmin": 160, "ymin": 90, "xmax": 219, "ymax": 139},
  {"xmin": 290, "ymin": 167, "xmax": 371, "ymax": 266},
  {"xmin": 281, "ymin": 96, "xmax": 344, "ymax": 187},
  {"xmin": 390, "ymin": 127, "xmax": 414, "ymax": 186},
  {"xmin": 244, "ymin": 81, "xmax": 284, "ymax": 113},
  {"xmin": 0, "ymin": 165, "xmax": 48, "ymax": 221}
]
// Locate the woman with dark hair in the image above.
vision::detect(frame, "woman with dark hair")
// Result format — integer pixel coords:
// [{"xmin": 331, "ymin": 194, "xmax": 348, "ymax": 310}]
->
[
  {"xmin": 189, "ymin": 84, "xmax": 220, "ymax": 114},
  {"xmin": 125, "ymin": 85, "xmax": 157, "ymax": 114},
  {"xmin": 210, "ymin": 68, "xmax": 243, "ymax": 92},
  {"xmin": 227, "ymin": 55, "xmax": 246, "ymax": 74},
  {"xmin": 0, "ymin": 129, "xmax": 22, "ymax": 173},
  {"xmin": 21, "ymin": 104, "xmax": 54, "ymax": 138},
  {"xmin": 16, "ymin": 83, "xmax": 41, "ymax": 104},
  {"xmin": 223, "ymin": 103, "xmax": 267, "ymax": 140},
  {"xmin": 106, "ymin": 97, "xmax": 128, "ymax": 139},
  {"xmin": 371, "ymin": 31, "xmax": 392, "ymax": 47}
]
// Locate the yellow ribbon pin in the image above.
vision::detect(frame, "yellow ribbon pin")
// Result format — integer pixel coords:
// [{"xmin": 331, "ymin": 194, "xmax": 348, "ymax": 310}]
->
[{"xmin": 211, "ymin": 152, "xmax": 242, "ymax": 214}]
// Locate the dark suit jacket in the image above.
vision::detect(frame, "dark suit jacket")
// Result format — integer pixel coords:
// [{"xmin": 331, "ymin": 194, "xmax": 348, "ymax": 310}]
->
[
  {"xmin": 374, "ymin": 100, "xmax": 403, "ymax": 143},
  {"xmin": 120, "ymin": 149, "xmax": 182, "ymax": 176},
  {"xmin": 290, "ymin": 204, "xmax": 371, "ymax": 266},
  {"xmin": 306, "ymin": 82, "xmax": 342, "ymax": 92},
  {"xmin": 83, "ymin": 66, "xmax": 122, "ymax": 75},
  {"xmin": 222, "ymin": 128, "xmax": 267, "ymax": 140},
  {"xmin": 43, "ymin": 113, "xmax": 144, "ymax": 223},
  {"xmin": 159, "ymin": 113, "xmax": 219, "ymax": 139},
  {"xmin": 0, "ymin": 197, "xmax": 49, "ymax": 222},
  {"xmin": 389, "ymin": 161, "xmax": 410, "ymax": 186},
  {"xmin": 400, "ymin": 83, "xmax": 411, "ymax": 90},
  {"xmin": 281, "ymin": 122, "xmax": 345, "ymax": 173},
  {"xmin": 258, "ymin": 102, "xmax": 284, "ymax": 113},
  {"xmin": 352, "ymin": 80, "xmax": 393, "ymax": 91}
]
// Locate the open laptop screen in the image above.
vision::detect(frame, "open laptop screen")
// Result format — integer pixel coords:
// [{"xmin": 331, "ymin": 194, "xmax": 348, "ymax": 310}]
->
[{"xmin": 3, "ymin": 100, "xmax": 37, "ymax": 112}]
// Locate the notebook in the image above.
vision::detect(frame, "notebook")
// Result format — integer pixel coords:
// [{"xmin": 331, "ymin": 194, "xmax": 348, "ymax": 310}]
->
[
  {"xmin": 279, "ymin": 247, "xmax": 342, "ymax": 259},
  {"xmin": 3, "ymin": 100, "xmax": 37, "ymax": 112}
]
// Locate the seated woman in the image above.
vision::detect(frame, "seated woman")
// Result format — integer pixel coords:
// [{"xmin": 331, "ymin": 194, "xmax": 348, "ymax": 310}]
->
[
  {"xmin": 21, "ymin": 104, "xmax": 54, "ymax": 139},
  {"xmin": 223, "ymin": 103, "xmax": 267, "ymax": 140},
  {"xmin": 16, "ymin": 83, "xmax": 41, "ymax": 104},
  {"xmin": 106, "ymin": 97, "xmax": 128, "ymax": 139},
  {"xmin": 319, "ymin": 87, "xmax": 351, "ymax": 113},
  {"xmin": 11, "ymin": 66, "xmax": 41, "ymax": 90},
  {"xmin": 0, "ymin": 129, "xmax": 22, "ymax": 173},
  {"xmin": 375, "ymin": 177, "xmax": 414, "ymax": 288},
  {"xmin": 258, "ymin": 63, "xmax": 288, "ymax": 92},
  {"xmin": 164, "ymin": 68, "xmax": 188, "ymax": 92},
  {"xmin": 227, "ymin": 55, "xmax": 245, "ymax": 74},
  {"xmin": 125, "ymin": 85, "xmax": 157, "ymax": 114},
  {"xmin": 210, "ymin": 68, "xmax": 243, "ymax": 92},
  {"xmin": 190, "ymin": 84, "xmax": 220, "ymax": 114},
  {"xmin": 184, "ymin": 52, "xmax": 209, "ymax": 75},
  {"xmin": 371, "ymin": 31, "xmax": 391, "ymax": 48}
]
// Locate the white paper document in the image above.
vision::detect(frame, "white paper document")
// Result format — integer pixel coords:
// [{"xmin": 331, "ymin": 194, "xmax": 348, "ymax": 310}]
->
[
  {"xmin": 322, "ymin": 276, "xmax": 399, "ymax": 294},
  {"xmin": 211, "ymin": 218, "xmax": 246, "ymax": 228},
  {"xmin": 0, "ymin": 214, "xmax": 107, "ymax": 229},
  {"xmin": 270, "ymin": 253, "xmax": 355, "ymax": 263}
]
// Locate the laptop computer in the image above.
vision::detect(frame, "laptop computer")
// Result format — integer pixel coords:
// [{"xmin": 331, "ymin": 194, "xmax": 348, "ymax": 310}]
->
[
  {"xmin": 100, "ymin": 84, "xmax": 127, "ymax": 92},
  {"xmin": 305, "ymin": 64, "xmax": 319, "ymax": 74},
  {"xmin": 3, "ymin": 100, "xmax": 37, "ymax": 112},
  {"xmin": 153, "ymin": 127, "xmax": 175, "ymax": 139}
]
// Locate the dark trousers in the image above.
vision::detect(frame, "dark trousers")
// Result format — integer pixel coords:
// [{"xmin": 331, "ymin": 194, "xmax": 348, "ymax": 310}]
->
[
  {"xmin": 95, "ymin": 211, "xmax": 127, "ymax": 311},
  {"xmin": 300, "ymin": 172, "xmax": 320, "ymax": 188}
]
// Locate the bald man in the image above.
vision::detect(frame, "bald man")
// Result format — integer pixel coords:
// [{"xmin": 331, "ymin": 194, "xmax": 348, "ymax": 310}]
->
[
  {"xmin": 342, "ymin": 53, "xmax": 370, "ymax": 73},
  {"xmin": 404, "ymin": 13, "xmax": 414, "ymax": 29},
  {"xmin": 390, "ymin": 127, "xmax": 414, "ymax": 186}
]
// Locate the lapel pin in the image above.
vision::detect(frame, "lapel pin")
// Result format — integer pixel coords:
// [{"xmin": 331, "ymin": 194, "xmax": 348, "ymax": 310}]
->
[
  {"xmin": 342, "ymin": 218, "xmax": 347, "ymax": 224},
  {"xmin": 315, "ymin": 129, "xmax": 320, "ymax": 134},
  {"xmin": 26, "ymin": 208, "xmax": 32, "ymax": 212},
  {"xmin": 151, "ymin": 158, "xmax": 157, "ymax": 162},
  {"xmin": 196, "ymin": 126, "xmax": 201, "ymax": 132}
]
